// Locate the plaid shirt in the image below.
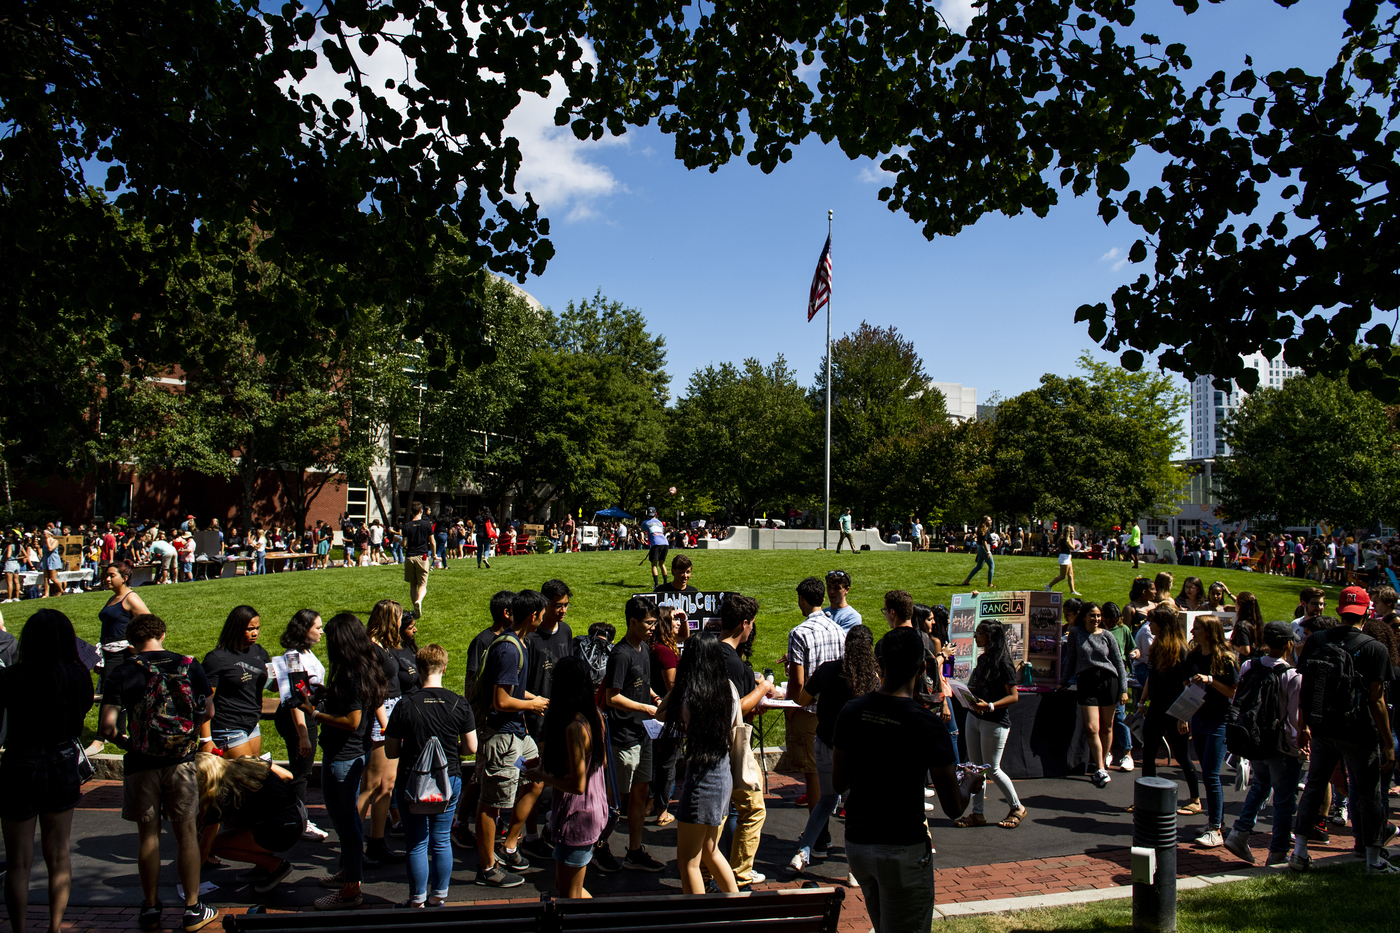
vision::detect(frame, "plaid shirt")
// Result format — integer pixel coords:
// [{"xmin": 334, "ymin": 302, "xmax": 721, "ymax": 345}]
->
[{"xmin": 789, "ymin": 610, "xmax": 847, "ymax": 712}]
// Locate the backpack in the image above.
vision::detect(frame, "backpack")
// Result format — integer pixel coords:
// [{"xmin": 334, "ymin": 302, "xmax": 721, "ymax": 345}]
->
[
  {"xmin": 129, "ymin": 655, "xmax": 200, "ymax": 759},
  {"xmin": 1298, "ymin": 631, "xmax": 1368, "ymax": 732},
  {"xmin": 1226, "ymin": 661, "xmax": 1286, "ymax": 760},
  {"xmin": 401, "ymin": 696, "xmax": 457, "ymax": 814},
  {"xmin": 470, "ymin": 632, "xmax": 525, "ymax": 726},
  {"xmin": 572, "ymin": 634, "xmax": 612, "ymax": 687}
]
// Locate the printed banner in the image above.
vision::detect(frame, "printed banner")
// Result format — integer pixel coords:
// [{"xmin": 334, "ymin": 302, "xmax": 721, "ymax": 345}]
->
[
  {"xmin": 949, "ymin": 590, "xmax": 1063, "ymax": 686},
  {"xmin": 632, "ymin": 591, "xmax": 732, "ymax": 631}
]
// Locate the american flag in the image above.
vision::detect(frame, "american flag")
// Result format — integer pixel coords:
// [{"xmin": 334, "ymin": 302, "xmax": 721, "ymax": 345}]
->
[{"xmin": 807, "ymin": 235, "xmax": 832, "ymax": 321}]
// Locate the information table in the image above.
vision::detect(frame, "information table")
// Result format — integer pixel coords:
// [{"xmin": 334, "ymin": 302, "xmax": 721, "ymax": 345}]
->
[
  {"xmin": 752, "ymin": 698, "xmax": 800, "ymax": 792},
  {"xmin": 953, "ymin": 686, "xmax": 1084, "ymax": 779}
]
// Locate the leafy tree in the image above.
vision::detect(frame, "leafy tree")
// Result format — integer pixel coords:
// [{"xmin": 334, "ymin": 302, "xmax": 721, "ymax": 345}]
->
[
  {"xmin": 812, "ymin": 322, "xmax": 948, "ymax": 519},
  {"xmin": 989, "ymin": 357, "xmax": 1188, "ymax": 527},
  {"xmin": 12, "ymin": 1, "xmax": 1397, "ymax": 404},
  {"xmin": 866, "ymin": 416, "xmax": 994, "ymax": 529},
  {"xmin": 669, "ymin": 356, "xmax": 818, "ymax": 520},
  {"xmin": 1216, "ymin": 374, "xmax": 1400, "ymax": 531}
]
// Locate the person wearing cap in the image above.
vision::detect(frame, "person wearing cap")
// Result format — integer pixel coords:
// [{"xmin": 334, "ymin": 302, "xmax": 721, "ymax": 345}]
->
[
  {"xmin": 1222, "ymin": 621, "xmax": 1305, "ymax": 866},
  {"xmin": 642, "ymin": 508, "xmax": 668, "ymax": 589},
  {"xmin": 1290, "ymin": 586, "xmax": 1398, "ymax": 874}
]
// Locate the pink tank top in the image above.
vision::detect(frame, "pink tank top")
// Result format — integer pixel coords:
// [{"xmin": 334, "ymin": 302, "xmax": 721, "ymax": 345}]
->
[{"xmin": 550, "ymin": 758, "xmax": 608, "ymax": 847}]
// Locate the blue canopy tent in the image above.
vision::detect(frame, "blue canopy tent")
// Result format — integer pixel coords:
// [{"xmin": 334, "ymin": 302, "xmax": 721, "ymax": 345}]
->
[{"xmin": 593, "ymin": 507, "xmax": 633, "ymax": 520}]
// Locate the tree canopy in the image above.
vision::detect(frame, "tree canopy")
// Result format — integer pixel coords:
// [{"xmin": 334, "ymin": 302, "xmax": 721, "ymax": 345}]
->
[{"xmin": 5, "ymin": 0, "xmax": 1396, "ymax": 411}]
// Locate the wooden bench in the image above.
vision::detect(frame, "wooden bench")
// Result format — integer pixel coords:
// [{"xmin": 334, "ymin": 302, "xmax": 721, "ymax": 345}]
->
[{"xmin": 221, "ymin": 887, "xmax": 846, "ymax": 933}]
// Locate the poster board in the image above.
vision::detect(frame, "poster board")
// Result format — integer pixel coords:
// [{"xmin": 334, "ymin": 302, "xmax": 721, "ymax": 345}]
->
[
  {"xmin": 949, "ymin": 590, "xmax": 1064, "ymax": 687},
  {"xmin": 60, "ymin": 535, "xmax": 85, "ymax": 571},
  {"xmin": 1178, "ymin": 609, "xmax": 1237, "ymax": 637},
  {"xmin": 632, "ymin": 591, "xmax": 732, "ymax": 632}
]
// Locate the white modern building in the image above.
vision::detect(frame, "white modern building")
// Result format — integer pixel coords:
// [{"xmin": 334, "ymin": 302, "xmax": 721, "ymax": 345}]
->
[
  {"xmin": 929, "ymin": 381, "xmax": 978, "ymax": 421},
  {"xmin": 1189, "ymin": 353, "xmax": 1302, "ymax": 458}
]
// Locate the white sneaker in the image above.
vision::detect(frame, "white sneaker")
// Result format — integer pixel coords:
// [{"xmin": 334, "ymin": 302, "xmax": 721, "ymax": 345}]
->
[
  {"xmin": 1044, "ymin": 584, "xmax": 1053, "ymax": 592},
  {"xmin": 747, "ymin": 871, "xmax": 766, "ymax": 885},
  {"xmin": 1195, "ymin": 828, "xmax": 1223, "ymax": 848},
  {"xmin": 847, "ymin": 873, "xmax": 860, "ymax": 887},
  {"xmin": 924, "ymin": 787, "xmax": 937, "ymax": 798},
  {"xmin": 789, "ymin": 849, "xmax": 810, "ymax": 873},
  {"xmin": 1116, "ymin": 756, "xmax": 1134, "ymax": 772},
  {"xmin": 303, "ymin": 821, "xmax": 329, "ymax": 841}
]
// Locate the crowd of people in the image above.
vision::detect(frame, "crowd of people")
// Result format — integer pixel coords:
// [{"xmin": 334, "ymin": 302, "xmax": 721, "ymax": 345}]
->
[{"xmin": 3, "ymin": 525, "xmax": 1400, "ymax": 933}]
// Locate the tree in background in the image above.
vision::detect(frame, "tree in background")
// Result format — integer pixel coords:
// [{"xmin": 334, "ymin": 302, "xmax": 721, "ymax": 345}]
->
[
  {"xmin": 989, "ymin": 356, "xmax": 1187, "ymax": 528},
  {"xmin": 813, "ymin": 322, "xmax": 949, "ymax": 521},
  {"xmin": 867, "ymin": 416, "xmax": 994, "ymax": 530},
  {"xmin": 1217, "ymin": 374, "xmax": 1400, "ymax": 532},
  {"xmin": 669, "ymin": 355, "xmax": 817, "ymax": 520}
]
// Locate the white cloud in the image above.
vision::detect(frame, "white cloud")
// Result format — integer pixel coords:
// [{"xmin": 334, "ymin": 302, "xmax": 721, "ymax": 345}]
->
[
  {"xmin": 938, "ymin": 0, "xmax": 982, "ymax": 33},
  {"xmin": 1100, "ymin": 246, "xmax": 1129, "ymax": 271},
  {"xmin": 285, "ymin": 25, "xmax": 623, "ymax": 223},
  {"xmin": 858, "ymin": 163, "xmax": 894, "ymax": 184}
]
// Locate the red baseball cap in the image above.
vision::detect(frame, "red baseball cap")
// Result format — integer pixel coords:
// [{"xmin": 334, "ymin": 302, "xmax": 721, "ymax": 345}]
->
[{"xmin": 1338, "ymin": 585, "xmax": 1371, "ymax": 617}]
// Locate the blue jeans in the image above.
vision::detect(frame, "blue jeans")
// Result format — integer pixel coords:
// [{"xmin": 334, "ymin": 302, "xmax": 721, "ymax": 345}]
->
[
  {"xmin": 945, "ymin": 711, "xmax": 962, "ymax": 764},
  {"xmin": 254, "ymin": 552, "xmax": 266, "ymax": 575},
  {"xmin": 1112, "ymin": 703, "xmax": 1132, "ymax": 759},
  {"xmin": 403, "ymin": 775, "xmax": 461, "ymax": 902},
  {"xmin": 795, "ymin": 739, "xmax": 840, "ymax": 857},
  {"xmin": 965, "ymin": 548, "xmax": 993, "ymax": 585},
  {"xmin": 392, "ymin": 542, "xmax": 404, "ymax": 563},
  {"xmin": 435, "ymin": 535, "xmax": 448, "ymax": 564},
  {"xmin": 1191, "ymin": 715, "xmax": 1228, "ymax": 829},
  {"xmin": 323, "ymin": 755, "xmax": 367, "ymax": 882},
  {"xmin": 1231, "ymin": 754, "xmax": 1301, "ymax": 854}
]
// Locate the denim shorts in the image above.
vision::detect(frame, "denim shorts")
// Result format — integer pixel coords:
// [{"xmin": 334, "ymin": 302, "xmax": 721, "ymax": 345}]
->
[
  {"xmin": 0, "ymin": 744, "xmax": 83, "ymax": 821},
  {"xmin": 210, "ymin": 723, "xmax": 262, "ymax": 749},
  {"xmin": 553, "ymin": 841, "xmax": 595, "ymax": 868}
]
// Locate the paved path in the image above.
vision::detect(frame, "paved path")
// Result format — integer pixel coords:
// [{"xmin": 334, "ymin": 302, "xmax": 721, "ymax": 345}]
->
[{"xmin": 0, "ymin": 766, "xmax": 1378, "ymax": 933}]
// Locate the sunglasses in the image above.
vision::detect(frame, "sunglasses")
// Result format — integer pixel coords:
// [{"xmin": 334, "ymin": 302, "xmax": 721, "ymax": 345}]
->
[{"xmin": 826, "ymin": 570, "xmax": 849, "ymax": 583}]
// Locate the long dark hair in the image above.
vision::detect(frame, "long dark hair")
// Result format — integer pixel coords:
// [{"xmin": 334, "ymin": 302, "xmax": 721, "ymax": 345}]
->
[
  {"xmin": 664, "ymin": 635, "xmax": 732, "ymax": 770},
  {"xmin": 971, "ymin": 620, "xmax": 1016, "ymax": 692},
  {"xmin": 217, "ymin": 605, "xmax": 259, "ymax": 651},
  {"xmin": 841, "ymin": 626, "xmax": 880, "ymax": 697},
  {"xmin": 324, "ymin": 613, "xmax": 388, "ymax": 709},
  {"xmin": 1232, "ymin": 592, "xmax": 1263, "ymax": 650},
  {"xmin": 929, "ymin": 604, "xmax": 950, "ymax": 646},
  {"xmin": 18, "ymin": 608, "xmax": 88, "ymax": 703},
  {"xmin": 281, "ymin": 609, "xmax": 321, "ymax": 651},
  {"xmin": 541, "ymin": 657, "xmax": 604, "ymax": 777}
]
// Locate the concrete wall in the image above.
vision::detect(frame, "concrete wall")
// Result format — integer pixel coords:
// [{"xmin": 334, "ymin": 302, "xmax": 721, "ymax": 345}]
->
[{"xmin": 698, "ymin": 526, "xmax": 910, "ymax": 551}]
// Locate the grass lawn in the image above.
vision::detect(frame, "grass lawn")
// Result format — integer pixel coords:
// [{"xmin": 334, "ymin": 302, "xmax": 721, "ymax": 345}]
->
[
  {"xmin": 937, "ymin": 862, "xmax": 1393, "ymax": 932},
  {"xmin": 5, "ymin": 549, "xmax": 1337, "ymax": 760}
]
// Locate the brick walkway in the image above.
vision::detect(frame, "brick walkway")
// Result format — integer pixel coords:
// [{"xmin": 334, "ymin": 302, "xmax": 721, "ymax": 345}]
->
[{"xmin": 0, "ymin": 773, "xmax": 1369, "ymax": 933}]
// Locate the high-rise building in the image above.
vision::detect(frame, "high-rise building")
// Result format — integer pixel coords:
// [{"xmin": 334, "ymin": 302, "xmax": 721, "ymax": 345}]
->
[
  {"xmin": 1190, "ymin": 353, "xmax": 1302, "ymax": 458},
  {"xmin": 928, "ymin": 381, "xmax": 978, "ymax": 421}
]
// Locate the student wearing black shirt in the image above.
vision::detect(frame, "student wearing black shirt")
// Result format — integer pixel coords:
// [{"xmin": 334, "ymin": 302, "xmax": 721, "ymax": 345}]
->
[
  {"xmin": 474, "ymin": 590, "xmax": 549, "ymax": 888},
  {"xmin": 1138, "ymin": 605, "xmax": 1202, "ymax": 815},
  {"xmin": 401, "ymin": 501, "xmax": 434, "ymax": 618},
  {"xmin": 601, "ymin": 597, "xmax": 665, "ymax": 872},
  {"xmin": 715, "ymin": 594, "xmax": 774, "ymax": 888},
  {"xmin": 199, "ymin": 605, "xmax": 271, "ymax": 760},
  {"xmin": 466, "ymin": 591, "xmax": 515, "ymax": 698},
  {"xmin": 957, "ymin": 621, "xmax": 1026, "ymax": 830},
  {"xmin": 302, "ymin": 613, "xmax": 389, "ymax": 910},
  {"xmin": 194, "ymin": 756, "xmax": 304, "ymax": 895},
  {"xmin": 99, "ymin": 613, "xmax": 216, "ymax": 931},
  {"xmin": 0, "ymin": 610, "xmax": 96, "ymax": 933},
  {"xmin": 386, "ymin": 644, "xmax": 478, "ymax": 908},
  {"xmin": 1292, "ymin": 588, "xmax": 1398, "ymax": 874},
  {"xmin": 833, "ymin": 626, "xmax": 981, "ymax": 933},
  {"xmin": 522, "ymin": 579, "xmax": 574, "ymax": 854},
  {"xmin": 789, "ymin": 625, "xmax": 877, "ymax": 874},
  {"xmin": 1183, "ymin": 614, "xmax": 1238, "ymax": 848}
]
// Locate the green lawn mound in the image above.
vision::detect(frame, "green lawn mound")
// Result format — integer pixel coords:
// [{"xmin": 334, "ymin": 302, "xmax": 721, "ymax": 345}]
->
[
  {"xmin": 5, "ymin": 550, "xmax": 1335, "ymax": 761},
  {"xmin": 940, "ymin": 864, "xmax": 1392, "ymax": 933}
]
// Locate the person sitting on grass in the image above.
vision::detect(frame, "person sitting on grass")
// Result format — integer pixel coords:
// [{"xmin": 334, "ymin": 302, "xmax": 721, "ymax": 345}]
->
[{"xmin": 194, "ymin": 755, "xmax": 304, "ymax": 895}]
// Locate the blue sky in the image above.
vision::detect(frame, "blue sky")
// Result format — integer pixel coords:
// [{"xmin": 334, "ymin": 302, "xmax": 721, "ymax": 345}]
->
[{"xmin": 508, "ymin": 0, "xmax": 1349, "ymax": 406}]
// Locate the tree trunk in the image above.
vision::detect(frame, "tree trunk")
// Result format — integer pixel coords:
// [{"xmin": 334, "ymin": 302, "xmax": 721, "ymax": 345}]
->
[
  {"xmin": 238, "ymin": 437, "xmax": 258, "ymax": 531},
  {"xmin": 380, "ymin": 416, "xmax": 397, "ymax": 524}
]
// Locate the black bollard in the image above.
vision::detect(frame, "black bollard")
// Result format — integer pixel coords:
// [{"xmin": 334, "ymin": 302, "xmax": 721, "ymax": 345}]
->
[{"xmin": 1132, "ymin": 776, "xmax": 1178, "ymax": 933}]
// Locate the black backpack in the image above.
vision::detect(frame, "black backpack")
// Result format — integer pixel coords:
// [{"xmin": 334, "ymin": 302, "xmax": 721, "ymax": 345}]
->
[
  {"xmin": 1298, "ymin": 630, "xmax": 1368, "ymax": 731},
  {"xmin": 1226, "ymin": 661, "xmax": 1286, "ymax": 760}
]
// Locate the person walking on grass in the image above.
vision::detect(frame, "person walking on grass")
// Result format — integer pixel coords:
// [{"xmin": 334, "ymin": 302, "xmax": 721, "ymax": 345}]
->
[
  {"xmin": 1060, "ymin": 601, "xmax": 1129, "ymax": 789},
  {"xmin": 401, "ymin": 501, "xmax": 434, "ymax": 619},
  {"xmin": 836, "ymin": 507, "xmax": 856, "ymax": 554},
  {"xmin": 0, "ymin": 609, "xmax": 96, "ymax": 933},
  {"xmin": 955, "ymin": 620, "xmax": 1027, "ymax": 830},
  {"xmin": 960, "ymin": 515, "xmax": 995, "ymax": 588},
  {"xmin": 1045, "ymin": 525, "xmax": 1081, "ymax": 595},
  {"xmin": 642, "ymin": 508, "xmax": 669, "ymax": 588}
]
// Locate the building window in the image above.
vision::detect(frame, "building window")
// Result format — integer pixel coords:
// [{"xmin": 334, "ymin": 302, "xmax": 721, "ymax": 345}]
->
[{"xmin": 346, "ymin": 485, "xmax": 369, "ymax": 523}]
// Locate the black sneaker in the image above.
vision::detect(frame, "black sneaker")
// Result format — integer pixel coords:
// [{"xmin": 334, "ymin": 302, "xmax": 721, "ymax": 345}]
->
[
  {"xmin": 496, "ymin": 845, "xmax": 531, "ymax": 872},
  {"xmin": 139, "ymin": 901, "xmax": 163, "ymax": 932},
  {"xmin": 452, "ymin": 826, "xmax": 476, "ymax": 849},
  {"xmin": 475, "ymin": 865, "xmax": 524, "ymax": 888},
  {"xmin": 814, "ymin": 825, "xmax": 832, "ymax": 857},
  {"xmin": 183, "ymin": 901, "xmax": 218, "ymax": 933},
  {"xmin": 1308, "ymin": 821, "xmax": 1330, "ymax": 845},
  {"xmin": 593, "ymin": 844, "xmax": 621, "ymax": 873},
  {"xmin": 623, "ymin": 846, "xmax": 665, "ymax": 872},
  {"xmin": 253, "ymin": 859, "xmax": 294, "ymax": 894},
  {"xmin": 236, "ymin": 864, "xmax": 271, "ymax": 883},
  {"xmin": 388, "ymin": 819, "xmax": 406, "ymax": 838},
  {"xmin": 521, "ymin": 836, "xmax": 554, "ymax": 860}
]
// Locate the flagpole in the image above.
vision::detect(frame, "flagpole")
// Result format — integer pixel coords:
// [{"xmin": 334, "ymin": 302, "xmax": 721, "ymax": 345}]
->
[{"xmin": 824, "ymin": 209, "xmax": 832, "ymax": 551}]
